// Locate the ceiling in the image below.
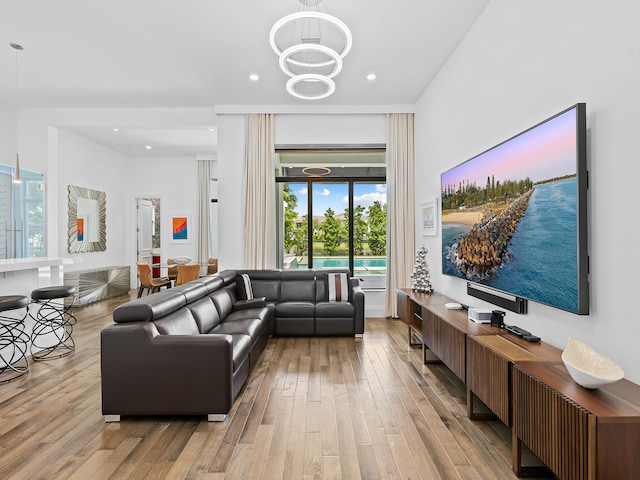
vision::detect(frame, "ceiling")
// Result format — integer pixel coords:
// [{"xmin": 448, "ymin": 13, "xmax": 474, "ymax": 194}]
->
[{"xmin": 0, "ymin": 0, "xmax": 489, "ymax": 156}]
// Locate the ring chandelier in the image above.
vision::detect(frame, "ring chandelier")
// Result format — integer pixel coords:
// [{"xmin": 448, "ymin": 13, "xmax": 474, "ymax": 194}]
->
[{"xmin": 269, "ymin": 1, "xmax": 352, "ymax": 100}]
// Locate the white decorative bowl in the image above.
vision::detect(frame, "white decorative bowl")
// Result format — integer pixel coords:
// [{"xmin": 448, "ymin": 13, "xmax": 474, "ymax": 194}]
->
[
  {"xmin": 561, "ymin": 337, "xmax": 624, "ymax": 389},
  {"xmin": 171, "ymin": 256, "xmax": 191, "ymax": 265}
]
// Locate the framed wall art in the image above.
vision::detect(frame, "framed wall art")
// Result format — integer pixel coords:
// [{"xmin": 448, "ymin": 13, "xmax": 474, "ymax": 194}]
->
[
  {"xmin": 421, "ymin": 198, "xmax": 437, "ymax": 236},
  {"xmin": 170, "ymin": 214, "xmax": 191, "ymax": 243}
]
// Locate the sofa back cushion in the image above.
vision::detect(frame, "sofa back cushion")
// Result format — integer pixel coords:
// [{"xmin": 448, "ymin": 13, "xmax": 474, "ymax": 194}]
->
[
  {"xmin": 210, "ymin": 287, "xmax": 237, "ymax": 319},
  {"xmin": 113, "ymin": 290, "xmax": 186, "ymax": 323},
  {"xmin": 186, "ymin": 297, "xmax": 222, "ymax": 333},
  {"xmin": 236, "ymin": 270, "xmax": 281, "ymax": 302},
  {"xmin": 153, "ymin": 308, "xmax": 200, "ymax": 335},
  {"xmin": 315, "ymin": 269, "xmax": 351, "ymax": 302},
  {"xmin": 197, "ymin": 274, "xmax": 225, "ymax": 293},
  {"xmin": 281, "ymin": 270, "xmax": 316, "ymax": 302},
  {"xmin": 173, "ymin": 281, "xmax": 209, "ymax": 303}
]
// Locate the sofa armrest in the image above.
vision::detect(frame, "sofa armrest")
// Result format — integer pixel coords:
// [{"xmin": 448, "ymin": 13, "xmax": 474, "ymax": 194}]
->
[
  {"xmin": 101, "ymin": 322, "xmax": 235, "ymax": 416},
  {"xmin": 351, "ymin": 284, "xmax": 365, "ymax": 334},
  {"xmin": 233, "ymin": 297, "xmax": 266, "ymax": 310}
]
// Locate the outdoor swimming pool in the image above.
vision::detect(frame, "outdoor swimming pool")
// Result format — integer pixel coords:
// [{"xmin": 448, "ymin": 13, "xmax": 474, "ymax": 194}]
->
[
  {"xmin": 313, "ymin": 257, "xmax": 386, "ymax": 269},
  {"xmin": 286, "ymin": 256, "xmax": 386, "ymax": 272}
]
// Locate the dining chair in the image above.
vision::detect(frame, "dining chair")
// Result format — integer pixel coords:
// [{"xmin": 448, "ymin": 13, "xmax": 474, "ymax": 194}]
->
[
  {"xmin": 136, "ymin": 262, "xmax": 172, "ymax": 298},
  {"xmin": 166, "ymin": 258, "xmax": 178, "ymax": 282},
  {"xmin": 207, "ymin": 258, "xmax": 218, "ymax": 275},
  {"xmin": 175, "ymin": 264, "xmax": 201, "ymax": 286}
]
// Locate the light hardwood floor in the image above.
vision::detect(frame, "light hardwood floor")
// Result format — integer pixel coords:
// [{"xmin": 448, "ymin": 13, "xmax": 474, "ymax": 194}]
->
[{"xmin": 0, "ymin": 292, "xmax": 545, "ymax": 480}]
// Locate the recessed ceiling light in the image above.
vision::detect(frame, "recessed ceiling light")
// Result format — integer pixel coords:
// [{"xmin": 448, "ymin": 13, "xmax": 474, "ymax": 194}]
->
[
  {"xmin": 366, "ymin": 73, "xmax": 377, "ymax": 81},
  {"xmin": 113, "ymin": 128, "xmax": 119, "ymax": 132},
  {"xmin": 208, "ymin": 128, "xmax": 215, "ymax": 132},
  {"xmin": 145, "ymin": 145, "xmax": 152, "ymax": 150},
  {"xmin": 249, "ymin": 73, "xmax": 260, "ymax": 81}
]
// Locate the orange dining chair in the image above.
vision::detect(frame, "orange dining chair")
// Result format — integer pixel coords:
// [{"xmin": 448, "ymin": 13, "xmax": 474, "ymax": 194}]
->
[
  {"xmin": 136, "ymin": 262, "xmax": 172, "ymax": 298},
  {"xmin": 207, "ymin": 257, "xmax": 218, "ymax": 275},
  {"xmin": 166, "ymin": 258, "xmax": 178, "ymax": 282},
  {"xmin": 175, "ymin": 264, "xmax": 201, "ymax": 286}
]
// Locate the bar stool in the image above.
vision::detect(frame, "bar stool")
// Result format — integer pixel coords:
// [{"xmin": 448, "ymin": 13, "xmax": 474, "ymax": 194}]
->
[
  {"xmin": 0, "ymin": 295, "xmax": 30, "ymax": 383},
  {"xmin": 29, "ymin": 286, "xmax": 77, "ymax": 360}
]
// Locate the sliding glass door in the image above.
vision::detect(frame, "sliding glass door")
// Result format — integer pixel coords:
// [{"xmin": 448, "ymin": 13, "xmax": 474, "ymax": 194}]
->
[
  {"xmin": 279, "ymin": 179, "xmax": 387, "ymax": 286},
  {"xmin": 276, "ymin": 147, "xmax": 387, "ymax": 285}
]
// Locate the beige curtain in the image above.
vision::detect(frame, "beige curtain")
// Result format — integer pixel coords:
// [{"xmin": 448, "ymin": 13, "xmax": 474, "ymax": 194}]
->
[
  {"xmin": 385, "ymin": 113, "xmax": 415, "ymax": 317},
  {"xmin": 197, "ymin": 159, "xmax": 212, "ymax": 275},
  {"xmin": 243, "ymin": 114, "xmax": 276, "ymax": 269}
]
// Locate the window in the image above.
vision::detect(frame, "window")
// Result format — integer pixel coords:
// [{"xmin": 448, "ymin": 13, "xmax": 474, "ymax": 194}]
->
[
  {"xmin": 0, "ymin": 164, "xmax": 45, "ymax": 258},
  {"xmin": 276, "ymin": 148, "xmax": 386, "ymax": 289}
]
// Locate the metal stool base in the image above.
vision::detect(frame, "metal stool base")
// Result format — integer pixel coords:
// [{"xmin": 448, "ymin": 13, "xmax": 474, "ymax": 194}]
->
[
  {"xmin": 0, "ymin": 295, "xmax": 30, "ymax": 383},
  {"xmin": 30, "ymin": 294, "xmax": 77, "ymax": 361}
]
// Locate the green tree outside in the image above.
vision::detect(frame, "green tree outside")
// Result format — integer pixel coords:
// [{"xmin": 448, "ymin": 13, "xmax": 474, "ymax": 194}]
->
[
  {"xmin": 294, "ymin": 214, "xmax": 309, "ymax": 256},
  {"xmin": 283, "ymin": 184, "xmax": 298, "ymax": 253},
  {"xmin": 321, "ymin": 208, "xmax": 342, "ymax": 255},
  {"xmin": 367, "ymin": 201, "xmax": 387, "ymax": 256},
  {"xmin": 345, "ymin": 204, "xmax": 366, "ymax": 255}
]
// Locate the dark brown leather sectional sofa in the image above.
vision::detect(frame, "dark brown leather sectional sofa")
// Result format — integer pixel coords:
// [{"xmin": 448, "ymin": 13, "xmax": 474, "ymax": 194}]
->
[{"xmin": 100, "ymin": 268, "xmax": 364, "ymax": 422}]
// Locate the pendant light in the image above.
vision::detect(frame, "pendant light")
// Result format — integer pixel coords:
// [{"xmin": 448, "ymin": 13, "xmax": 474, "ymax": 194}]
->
[
  {"xmin": 270, "ymin": 0, "xmax": 352, "ymax": 100},
  {"xmin": 10, "ymin": 43, "xmax": 23, "ymax": 184}
]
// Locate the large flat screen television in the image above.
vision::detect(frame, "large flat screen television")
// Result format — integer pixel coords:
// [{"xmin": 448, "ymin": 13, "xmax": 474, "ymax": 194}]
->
[{"xmin": 441, "ymin": 103, "xmax": 589, "ymax": 315}]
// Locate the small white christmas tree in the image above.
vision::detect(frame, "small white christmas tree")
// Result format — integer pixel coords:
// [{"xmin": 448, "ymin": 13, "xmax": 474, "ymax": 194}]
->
[{"xmin": 411, "ymin": 245, "xmax": 433, "ymax": 293}]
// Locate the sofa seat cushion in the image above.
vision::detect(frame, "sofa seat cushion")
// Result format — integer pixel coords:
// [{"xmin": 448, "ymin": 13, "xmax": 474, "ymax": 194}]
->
[
  {"xmin": 315, "ymin": 301, "xmax": 355, "ymax": 318},
  {"xmin": 228, "ymin": 333, "xmax": 252, "ymax": 370},
  {"xmin": 275, "ymin": 301, "xmax": 315, "ymax": 318},
  {"xmin": 275, "ymin": 302, "xmax": 315, "ymax": 336},
  {"xmin": 315, "ymin": 317, "xmax": 355, "ymax": 336},
  {"xmin": 211, "ymin": 318, "xmax": 264, "ymax": 344},
  {"xmin": 225, "ymin": 307, "xmax": 271, "ymax": 325}
]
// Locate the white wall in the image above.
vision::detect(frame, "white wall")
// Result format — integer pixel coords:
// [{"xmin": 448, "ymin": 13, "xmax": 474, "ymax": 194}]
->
[
  {"xmin": 56, "ymin": 130, "xmax": 200, "ymax": 285},
  {"xmin": 15, "ymin": 108, "xmax": 214, "ymax": 286},
  {"xmin": 124, "ymin": 155, "xmax": 200, "ymax": 270},
  {"xmin": 216, "ymin": 114, "xmax": 246, "ymax": 271},
  {"xmin": 57, "ymin": 129, "xmax": 128, "ymax": 271},
  {"xmin": 275, "ymin": 114, "xmax": 386, "ymax": 145},
  {"xmin": 414, "ymin": 0, "xmax": 640, "ymax": 382}
]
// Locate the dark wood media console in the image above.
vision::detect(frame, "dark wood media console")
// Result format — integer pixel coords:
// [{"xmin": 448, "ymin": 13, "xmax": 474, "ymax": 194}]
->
[{"xmin": 397, "ymin": 288, "xmax": 640, "ymax": 480}]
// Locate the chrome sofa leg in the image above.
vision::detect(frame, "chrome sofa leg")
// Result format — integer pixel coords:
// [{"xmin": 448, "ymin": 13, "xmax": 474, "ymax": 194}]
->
[
  {"xmin": 355, "ymin": 333, "xmax": 364, "ymax": 338},
  {"xmin": 104, "ymin": 414, "xmax": 121, "ymax": 422},
  {"xmin": 207, "ymin": 414, "xmax": 228, "ymax": 422}
]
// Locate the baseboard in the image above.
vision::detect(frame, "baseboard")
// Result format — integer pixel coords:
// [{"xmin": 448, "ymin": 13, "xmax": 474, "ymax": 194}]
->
[{"xmin": 365, "ymin": 306, "xmax": 386, "ymax": 318}]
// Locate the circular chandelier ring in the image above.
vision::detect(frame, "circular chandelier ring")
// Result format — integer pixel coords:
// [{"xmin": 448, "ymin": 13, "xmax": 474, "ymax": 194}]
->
[
  {"xmin": 269, "ymin": 11, "xmax": 353, "ymax": 64},
  {"xmin": 279, "ymin": 44, "xmax": 343, "ymax": 78},
  {"xmin": 286, "ymin": 74, "xmax": 336, "ymax": 100}
]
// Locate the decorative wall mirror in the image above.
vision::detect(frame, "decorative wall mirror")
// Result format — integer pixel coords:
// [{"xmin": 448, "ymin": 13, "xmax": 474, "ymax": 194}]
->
[{"xmin": 68, "ymin": 185, "xmax": 106, "ymax": 253}]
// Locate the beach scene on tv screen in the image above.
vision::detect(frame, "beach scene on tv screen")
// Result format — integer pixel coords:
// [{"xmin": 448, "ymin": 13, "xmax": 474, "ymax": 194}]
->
[{"xmin": 441, "ymin": 108, "xmax": 579, "ymax": 312}]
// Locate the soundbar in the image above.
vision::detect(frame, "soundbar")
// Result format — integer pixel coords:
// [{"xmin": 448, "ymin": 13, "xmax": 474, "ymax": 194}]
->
[{"xmin": 467, "ymin": 282, "xmax": 528, "ymax": 314}]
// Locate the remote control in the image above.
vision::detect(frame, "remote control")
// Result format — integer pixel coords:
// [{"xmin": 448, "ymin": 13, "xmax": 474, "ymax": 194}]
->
[
  {"xmin": 505, "ymin": 325, "xmax": 531, "ymax": 338},
  {"xmin": 522, "ymin": 334, "xmax": 540, "ymax": 343}
]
